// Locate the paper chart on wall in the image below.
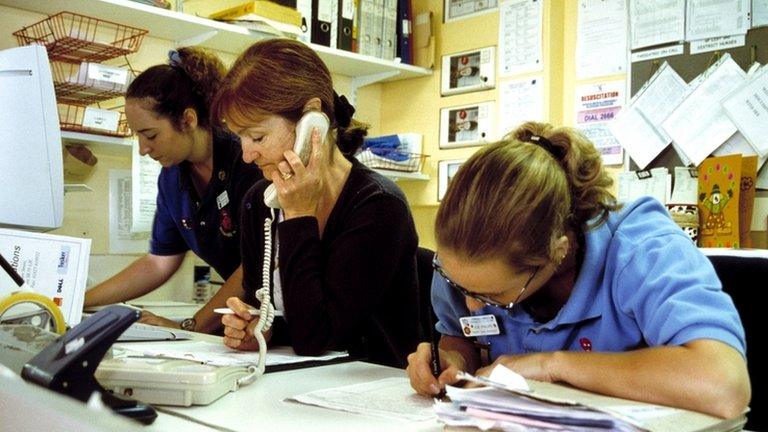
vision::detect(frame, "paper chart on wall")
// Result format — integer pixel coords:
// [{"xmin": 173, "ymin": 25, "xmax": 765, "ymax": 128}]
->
[
  {"xmin": 575, "ymin": 80, "xmax": 625, "ymax": 166},
  {"xmin": 686, "ymin": 0, "xmax": 750, "ymax": 41},
  {"xmin": 445, "ymin": 0, "xmax": 498, "ymax": 22},
  {"xmin": 629, "ymin": 0, "xmax": 685, "ymax": 50},
  {"xmin": 576, "ymin": 0, "xmax": 627, "ymax": 79},
  {"xmin": 618, "ymin": 167, "xmax": 670, "ymax": 205},
  {"xmin": 722, "ymin": 65, "xmax": 768, "ymax": 157},
  {"xmin": 109, "ymin": 170, "xmax": 150, "ymax": 254},
  {"xmin": 713, "ymin": 132, "xmax": 767, "ymax": 170},
  {"xmin": 609, "ymin": 105, "xmax": 667, "ymax": 169},
  {"xmin": 754, "ymin": 0, "xmax": 768, "ymax": 28},
  {"xmin": 131, "ymin": 138, "xmax": 161, "ymax": 233},
  {"xmin": 661, "ymin": 54, "xmax": 746, "ymax": 166},
  {"xmin": 498, "ymin": 0, "xmax": 543, "ymax": 77},
  {"xmin": 497, "ymin": 76, "xmax": 543, "ymax": 136},
  {"xmin": 632, "ymin": 62, "xmax": 688, "ymax": 145},
  {"xmin": 670, "ymin": 167, "xmax": 699, "ymax": 205}
]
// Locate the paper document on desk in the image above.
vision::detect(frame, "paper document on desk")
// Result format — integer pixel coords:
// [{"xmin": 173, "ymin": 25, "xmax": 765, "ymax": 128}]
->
[
  {"xmin": 441, "ymin": 365, "xmax": 746, "ymax": 432},
  {"xmin": 0, "ymin": 228, "xmax": 90, "ymax": 327},
  {"xmin": 116, "ymin": 341, "xmax": 347, "ymax": 367},
  {"xmin": 288, "ymin": 377, "xmax": 435, "ymax": 422}
]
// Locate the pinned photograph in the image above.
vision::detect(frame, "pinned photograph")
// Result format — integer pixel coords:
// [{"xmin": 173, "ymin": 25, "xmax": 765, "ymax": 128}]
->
[
  {"xmin": 439, "ymin": 101, "xmax": 494, "ymax": 149},
  {"xmin": 444, "ymin": 0, "xmax": 498, "ymax": 22},
  {"xmin": 438, "ymin": 159, "xmax": 466, "ymax": 201},
  {"xmin": 441, "ymin": 47, "xmax": 495, "ymax": 96}
]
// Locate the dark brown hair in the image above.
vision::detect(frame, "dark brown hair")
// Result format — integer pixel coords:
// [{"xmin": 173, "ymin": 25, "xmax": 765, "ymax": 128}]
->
[
  {"xmin": 435, "ymin": 121, "xmax": 620, "ymax": 269},
  {"xmin": 211, "ymin": 38, "xmax": 368, "ymax": 154},
  {"xmin": 126, "ymin": 46, "xmax": 226, "ymax": 129}
]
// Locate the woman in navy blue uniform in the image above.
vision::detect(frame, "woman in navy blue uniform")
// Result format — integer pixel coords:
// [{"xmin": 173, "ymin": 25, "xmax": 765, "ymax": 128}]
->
[{"xmin": 84, "ymin": 47, "xmax": 262, "ymax": 333}]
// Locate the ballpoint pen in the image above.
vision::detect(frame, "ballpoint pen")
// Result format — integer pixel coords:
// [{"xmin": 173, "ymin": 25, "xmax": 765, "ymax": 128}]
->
[{"xmin": 429, "ymin": 321, "xmax": 447, "ymax": 399}]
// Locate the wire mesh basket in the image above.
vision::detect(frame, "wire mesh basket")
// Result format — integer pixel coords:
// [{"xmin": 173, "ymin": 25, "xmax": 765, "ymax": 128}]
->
[
  {"xmin": 13, "ymin": 12, "xmax": 147, "ymax": 63},
  {"xmin": 356, "ymin": 149, "xmax": 428, "ymax": 173},
  {"xmin": 58, "ymin": 103, "xmax": 131, "ymax": 137},
  {"xmin": 51, "ymin": 61, "xmax": 136, "ymax": 105}
]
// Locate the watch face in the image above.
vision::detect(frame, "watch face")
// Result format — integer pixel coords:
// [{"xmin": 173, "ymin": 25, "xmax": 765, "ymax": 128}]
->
[{"xmin": 181, "ymin": 318, "xmax": 196, "ymax": 331}]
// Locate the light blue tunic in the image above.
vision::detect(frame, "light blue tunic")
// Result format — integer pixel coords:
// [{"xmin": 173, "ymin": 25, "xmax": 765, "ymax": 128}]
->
[{"xmin": 432, "ymin": 197, "xmax": 746, "ymax": 361}]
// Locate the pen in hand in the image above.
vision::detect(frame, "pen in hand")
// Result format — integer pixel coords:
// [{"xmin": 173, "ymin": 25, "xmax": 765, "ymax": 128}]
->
[{"xmin": 429, "ymin": 326, "xmax": 447, "ymax": 399}]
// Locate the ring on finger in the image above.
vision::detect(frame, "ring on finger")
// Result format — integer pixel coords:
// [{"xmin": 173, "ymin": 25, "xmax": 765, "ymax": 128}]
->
[{"xmin": 281, "ymin": 171, "xmax": 294, "ymax": 180}]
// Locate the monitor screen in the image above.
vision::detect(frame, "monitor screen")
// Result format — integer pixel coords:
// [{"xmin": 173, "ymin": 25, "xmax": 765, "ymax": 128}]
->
[{"xmin": 0, "ymin": 45, "xmax": 63, "ymax": 231}]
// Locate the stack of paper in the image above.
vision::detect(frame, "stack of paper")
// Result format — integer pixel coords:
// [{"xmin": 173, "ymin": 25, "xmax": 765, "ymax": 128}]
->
[
  {"xmin": 0, "ymin": 228, "xmax": 91, "ymax": 327},
  {"xmin": 434, "ymin": 366, "xmax": 746, "ymax": 432},
  {"xmin": 115, "ymin": 341, "xmax": 348, "ymax": 368}
]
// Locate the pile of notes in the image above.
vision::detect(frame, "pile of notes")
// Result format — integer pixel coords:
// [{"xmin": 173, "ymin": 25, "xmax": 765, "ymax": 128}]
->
[
  {"xmin": 437, "ymin": 386, "xmax": 641, "ymax": 431},
  {"xmin": 434, "ymin": 366, "xmax": 746, "ymax": 432}
]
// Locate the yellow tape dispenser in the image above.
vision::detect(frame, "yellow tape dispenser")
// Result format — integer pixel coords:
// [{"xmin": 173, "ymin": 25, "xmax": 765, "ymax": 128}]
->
[
  {"xmin": 0, "ymin": 291, "xmax": 67, "ymax": 335},
  {"xmin": 0, "ymin": 251, "xmax": 66, "ymax": 335}
]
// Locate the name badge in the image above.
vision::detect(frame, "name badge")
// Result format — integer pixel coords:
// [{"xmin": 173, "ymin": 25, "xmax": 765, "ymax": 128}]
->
[
  {"xmin": 216, "ymin": 191, "xmax": 230, "ymax": 209},
  {"xmin": 459, "ymin": 314, "xmax": 500, "ymax": 337}
]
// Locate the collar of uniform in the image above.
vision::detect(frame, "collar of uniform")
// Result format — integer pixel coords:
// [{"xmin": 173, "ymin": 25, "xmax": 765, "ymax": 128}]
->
[
  {"xmin": 542, "ymin": 219, "xmax": 613, "ymax": 327},
  {"xmin": 503, "ymin": 220, "xmax": 611, "ymax": 328},
  {"xmin": 176, "ymin": 128, "xmax": 238, "ymax": 192},
  {"xmin": 209, "ymin": 128, "xmax": 240, "ymax": 187}
]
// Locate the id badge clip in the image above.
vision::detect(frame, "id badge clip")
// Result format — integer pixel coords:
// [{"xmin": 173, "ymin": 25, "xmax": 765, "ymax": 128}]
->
[{"xmin": 459, "ymin": 314, "xmax": 500, "ymax": 337}]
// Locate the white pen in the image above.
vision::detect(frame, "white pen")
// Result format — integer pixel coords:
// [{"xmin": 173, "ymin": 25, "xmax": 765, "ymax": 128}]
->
[
  {"xmin": 214, "ymin": 308, "xmax": 259, "ymax": 315},
  {"xmin": 213, "ymin": 308, "xmax": 283, "ymax": 316}
]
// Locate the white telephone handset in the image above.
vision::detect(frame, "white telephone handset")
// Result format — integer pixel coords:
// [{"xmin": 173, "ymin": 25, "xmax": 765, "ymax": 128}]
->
[{"xmin": 263, "ymin": 111, "xmax": 330, "ymax": 208}]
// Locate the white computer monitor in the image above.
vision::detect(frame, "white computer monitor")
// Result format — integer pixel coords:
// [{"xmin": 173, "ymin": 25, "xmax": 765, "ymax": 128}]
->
[{"xmin": 0, "ymin": 45, "xmax": 63, "ymax": 231}]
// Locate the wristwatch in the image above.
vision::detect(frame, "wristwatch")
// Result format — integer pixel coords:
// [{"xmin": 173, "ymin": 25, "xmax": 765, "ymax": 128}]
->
[{"xmin": 180, "ymin": 317, "xmax": 197, "ymax": 331}]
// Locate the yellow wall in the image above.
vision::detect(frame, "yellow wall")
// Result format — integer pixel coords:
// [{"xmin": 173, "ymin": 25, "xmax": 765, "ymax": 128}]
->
[
  {"xmin": 378, "ymin": 0, "xmax": 765, "ymax": 249},
  {"xmin": 379, "ymin": 0, "xmax": 566, "ymax": 250}
]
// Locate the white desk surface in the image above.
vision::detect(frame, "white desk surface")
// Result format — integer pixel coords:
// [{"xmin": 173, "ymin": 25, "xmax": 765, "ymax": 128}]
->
[{"xmin": 150, "ymin": 360, "xmax": 441, "ymax": 432}]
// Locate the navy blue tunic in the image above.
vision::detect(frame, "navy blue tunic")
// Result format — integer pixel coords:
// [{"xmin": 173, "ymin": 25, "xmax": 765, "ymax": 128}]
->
[{"xmin": 150, "ymin": 129, "xmax": 262, "ymax": 279}]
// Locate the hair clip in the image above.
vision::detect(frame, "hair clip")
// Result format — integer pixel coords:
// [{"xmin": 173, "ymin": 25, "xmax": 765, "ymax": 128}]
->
[
  {"xmin": 333, "ymin": 91, "xmax": 355, "ymax": 128},
  {"xmin": 529, "ymin": 135, "xmax": 565, "ymax": 160},
  {"xmin": 168, "ymin": 49, "xmax": 182, "ymax": 68}
]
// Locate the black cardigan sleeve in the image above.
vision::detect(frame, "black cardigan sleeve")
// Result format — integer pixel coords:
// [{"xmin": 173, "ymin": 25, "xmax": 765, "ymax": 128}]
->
[{"xmin": 277, "ymin": 192, "xmax": 415, "ymax": 356}]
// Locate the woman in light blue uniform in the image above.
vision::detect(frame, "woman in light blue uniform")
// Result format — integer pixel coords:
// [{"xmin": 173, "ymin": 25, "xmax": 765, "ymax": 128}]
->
[{"xmin": 406, "ymin": 121, "xmax": 750, "ymax": 419}]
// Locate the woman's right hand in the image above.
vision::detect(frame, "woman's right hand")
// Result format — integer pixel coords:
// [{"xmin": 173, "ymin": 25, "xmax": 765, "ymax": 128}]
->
[
  {"xmin": 406, "ymin": 342, "xmax": 464, "ymax": 397},
  {"xmin": 222, "ymin": 296, "xmax": 269, "ymax": 351}
]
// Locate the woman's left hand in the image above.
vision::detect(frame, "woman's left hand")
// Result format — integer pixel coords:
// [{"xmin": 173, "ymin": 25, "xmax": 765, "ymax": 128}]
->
[
  {"xmin": 475, "ymin": 352, "xmax": 558, "ymax": 383},
  {"xmin": 138, "ymin": 310, "xmax": 182, "ymax": 329},
  {"xmin": 270, "ymin": 128, "xmax": 326, "ymax": 219}
]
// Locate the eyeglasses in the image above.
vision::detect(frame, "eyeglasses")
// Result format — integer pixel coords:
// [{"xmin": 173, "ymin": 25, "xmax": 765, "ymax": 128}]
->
[{"xmin": 432, "ymin": 254, "xmax": 538, "ymax": 311}]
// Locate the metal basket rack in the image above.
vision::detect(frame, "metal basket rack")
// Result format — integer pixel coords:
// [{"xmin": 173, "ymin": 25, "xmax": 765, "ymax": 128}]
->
[
  {"xmin": 50, "ymin": 60, "xmax": 137, "ymax": 106},
  {"xmin": 58, "ymin": 103, "xmax": 131, "ymax": 138},
  {"xmin": 356, "ymin": 150, "xmax": 428, "ymax": 173},
  {"xmin": 13, "ymin": 12, "xmax": 147, "ymax": 64},
  {"xmin": 14, "ymin": 11, "xmax": 146, "ymax": 137}
]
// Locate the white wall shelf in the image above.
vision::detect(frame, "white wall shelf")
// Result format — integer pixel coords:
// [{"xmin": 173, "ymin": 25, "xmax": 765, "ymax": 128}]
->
[
  {"xmin": 372, "ymin": 169, "xmax": 429, "ymax": 182},
  {"xmin": 0, "ymin": 0, "xmax": 432, "ymax": 83},
  {"xmin": 61, "ymin": 131, "xmax": 133, "ymax": 147},
  {"xmin": 64, "ymin": 183, "xmax": 93, "ymax": 192}
]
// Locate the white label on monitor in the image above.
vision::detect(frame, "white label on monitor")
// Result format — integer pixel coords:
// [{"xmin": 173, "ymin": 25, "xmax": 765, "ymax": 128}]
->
[
  {"xmin": 83, "ymin": 107, "xmax": 120, "ymax": 131},
  {"xmin": 86, "ymin": 63, "xmax": 129, "ymax": 85}
]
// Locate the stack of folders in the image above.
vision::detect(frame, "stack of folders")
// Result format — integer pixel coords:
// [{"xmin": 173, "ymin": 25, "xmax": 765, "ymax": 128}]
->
[
  {"xmin": 437, "ymin": 367, "xmax": 746, "ymax": 432},
  {"xmin": 212, "ymin": 1, "xmax": 303, "ymax": 38}
]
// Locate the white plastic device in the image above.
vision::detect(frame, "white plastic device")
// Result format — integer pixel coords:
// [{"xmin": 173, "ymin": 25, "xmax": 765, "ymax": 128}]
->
[
  {"xmin": 95, "ymin": 356, "xmax": 255, "ymax": 406},
  {"xmin": 263, "ymin": 111, "xmax": 330, "ymax": 209}
]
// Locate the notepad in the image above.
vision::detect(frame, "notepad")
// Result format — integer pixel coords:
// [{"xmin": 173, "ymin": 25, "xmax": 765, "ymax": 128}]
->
[{"xmin": 288, "ymin": 377, "xmax": 435, "ymax": 422}]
